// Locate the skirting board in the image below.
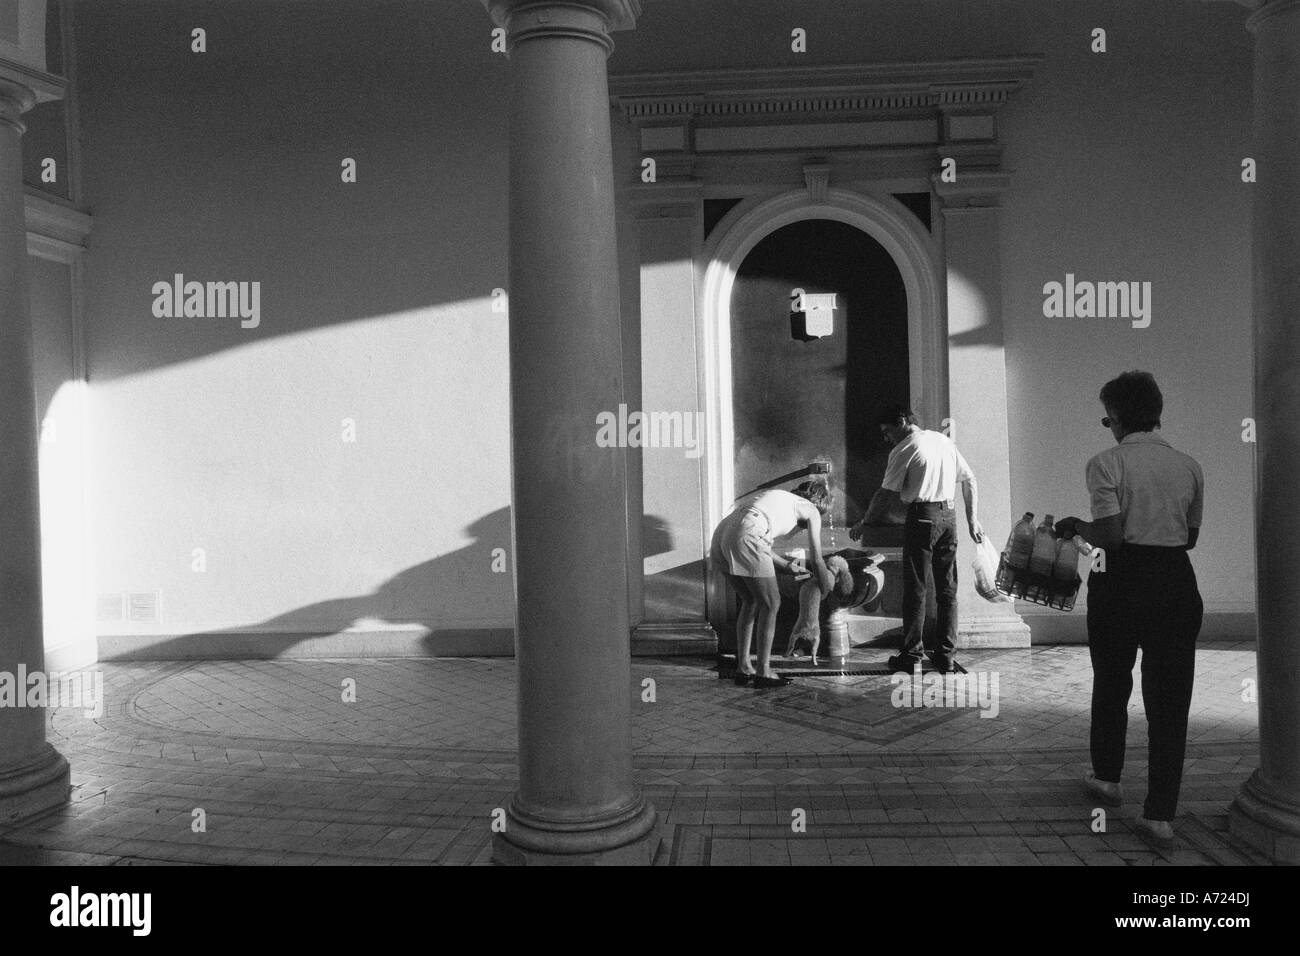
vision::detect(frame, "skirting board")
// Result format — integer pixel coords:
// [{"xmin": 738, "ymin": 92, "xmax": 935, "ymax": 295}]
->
[
  {"xmin": 44, "ymin": 642, "xmax": 99, "ymax": 672},
  {"xmin": 1018, "ymin": 610, "xmax": 1256, "ymax": 644}
]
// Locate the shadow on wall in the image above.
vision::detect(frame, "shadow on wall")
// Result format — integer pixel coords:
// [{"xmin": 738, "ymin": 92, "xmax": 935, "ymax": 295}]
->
[
  {"xmin": 102, "ymin": 508, "xmax": 518, "ymax": 660},
  {"xmin": 642, "ymin": 514, "xmax": 674, "ymax": 560},
  {"xmin": 641, "ymin": 513, "xmax": 708, "ymax": 623},
  {"xmin": 103, "ymin": 508, "xmax": 687, "ymax": 660}
]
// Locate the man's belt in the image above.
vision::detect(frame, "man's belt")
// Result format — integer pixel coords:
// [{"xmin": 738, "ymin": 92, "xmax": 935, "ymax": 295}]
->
[{"xmin": 906, "ymin": 499, "xmax": 954, "ymax": 510}]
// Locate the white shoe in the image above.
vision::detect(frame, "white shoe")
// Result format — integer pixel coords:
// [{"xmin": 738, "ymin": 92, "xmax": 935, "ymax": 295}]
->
[
  {"xmin": 1135, "ymin": 816, "xmax": 1175, "ymax": 848},
  {"xmin": 1082, "ymin": 772, "xmax": 1123, "ymax": 807}
]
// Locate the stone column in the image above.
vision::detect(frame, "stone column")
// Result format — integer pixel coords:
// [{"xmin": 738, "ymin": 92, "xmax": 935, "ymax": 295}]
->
[
  {"xmin": 1230, "ymin": 0, "xmax": 1300, "ymax": 864},
  {"xmin": 936, "ymin": 174, "xmax": 1030, "ymax": 649},
  {"xmin": 480, "ymin": 0, "xmax": 658, "ymax": 865},
  {"xmin": 0, "ymin": 72, "xmax": 70, "ymax": 824}
]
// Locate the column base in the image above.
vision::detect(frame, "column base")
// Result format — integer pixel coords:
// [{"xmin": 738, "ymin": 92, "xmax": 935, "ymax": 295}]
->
[
  {"xmin": 1228, "ymin": 769, "xmax": 1300, "ymax": 864},
  {"xmin": 0, "ymin": 743, "xmax": 71, "ymax": 827},
  {"xmin": 492, "ymin": 795, "xmax": 661, "ymax": 865}
]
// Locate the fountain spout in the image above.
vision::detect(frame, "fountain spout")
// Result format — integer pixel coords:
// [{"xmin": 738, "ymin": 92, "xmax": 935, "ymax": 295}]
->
[{"xmin": 740, "ymin": 459, "xmax": 832, "ymax": 498}]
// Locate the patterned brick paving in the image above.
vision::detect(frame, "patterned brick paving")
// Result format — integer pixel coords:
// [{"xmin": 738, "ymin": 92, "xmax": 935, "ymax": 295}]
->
[{"xmin": 0, "ymin": 642, "xmax": 1269, "ymax": 865}]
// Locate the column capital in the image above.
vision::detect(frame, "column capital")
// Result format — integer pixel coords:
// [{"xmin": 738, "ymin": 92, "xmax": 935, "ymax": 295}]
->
[
  {"xmin": 0, "ymin": 76, "xmax": 35, "ymax": 135},
  {"xmin": 481, "ymin": 0, "xmax": 640, "ymax": 53}
]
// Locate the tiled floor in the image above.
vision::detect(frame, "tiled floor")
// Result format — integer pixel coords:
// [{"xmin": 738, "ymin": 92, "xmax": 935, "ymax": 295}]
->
[{"xmin": 0, "ymin": 641, "xmax": 1270, "ymax": 865}]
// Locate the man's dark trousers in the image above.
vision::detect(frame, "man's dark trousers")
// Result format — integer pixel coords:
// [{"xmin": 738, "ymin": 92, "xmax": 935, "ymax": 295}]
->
[{"xmin": 900, "ymin": 501, "xmax": 958, "ymax": 664}]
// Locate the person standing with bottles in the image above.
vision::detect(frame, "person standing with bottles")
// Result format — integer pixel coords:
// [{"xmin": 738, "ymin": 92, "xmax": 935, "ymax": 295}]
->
[{"xmin": 1055, "ymin": 371, "xmax": 1204, "ymax": 848}]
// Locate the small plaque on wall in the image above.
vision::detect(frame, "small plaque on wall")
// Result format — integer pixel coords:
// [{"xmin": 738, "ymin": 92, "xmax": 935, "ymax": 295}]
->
[{"xmin": 790, "ymin": 290, "xmax": 836, "ymax": 341}]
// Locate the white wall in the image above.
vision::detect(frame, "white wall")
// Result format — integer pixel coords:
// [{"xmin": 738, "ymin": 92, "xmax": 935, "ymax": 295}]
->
[
  {"xmin": 68, "ymin": 0, "xmax": 1257, "ymax": 655},
  {"xmin": 75, "ymin": 0, "xmax": 517, "ymax": 655},
  {"xmin": 996, "ymin": 0, "xmax": 1255, "ymax": 623}
]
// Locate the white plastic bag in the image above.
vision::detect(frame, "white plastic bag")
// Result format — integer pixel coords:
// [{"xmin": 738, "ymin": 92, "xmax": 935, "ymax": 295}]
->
[{"xmin": 973, "ymin": 535, "xmax": 1009, "ymax": 602}]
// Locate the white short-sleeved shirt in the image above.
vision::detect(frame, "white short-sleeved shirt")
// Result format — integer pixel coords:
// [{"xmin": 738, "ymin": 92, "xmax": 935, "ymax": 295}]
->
[
  {"xmin": 1086, "ymin": 431, "xmax": 1203, "ymax": 546},
  {"xmin": 882, "ymin": 427, "xmax": 975, "ymax": 504},
  {"xmin": 744, "ymin": 489, "xmax": 804, "ymax": 539}
]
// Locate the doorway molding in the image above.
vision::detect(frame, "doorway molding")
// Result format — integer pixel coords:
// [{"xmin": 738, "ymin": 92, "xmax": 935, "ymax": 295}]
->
[{"xmin": 697, "ymin": 187, "xmax": 944, "ymax": 535}]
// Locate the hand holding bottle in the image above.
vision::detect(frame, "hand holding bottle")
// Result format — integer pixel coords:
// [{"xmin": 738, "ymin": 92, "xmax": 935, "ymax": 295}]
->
[{"xmin": 1054, "ymin": 516, "xmax": 1081, "ymax": 540}]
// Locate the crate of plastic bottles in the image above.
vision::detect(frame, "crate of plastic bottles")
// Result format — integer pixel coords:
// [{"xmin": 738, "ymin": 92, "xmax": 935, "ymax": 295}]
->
[{"xmin": 994, "ymin": 555, "xmax": 1082, "ymax": 611}]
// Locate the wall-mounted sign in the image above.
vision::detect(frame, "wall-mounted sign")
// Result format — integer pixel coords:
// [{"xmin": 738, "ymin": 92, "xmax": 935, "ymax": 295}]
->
[{"xmin": 790, "ymin": 288, "xmax": 836, "ymax": 341}]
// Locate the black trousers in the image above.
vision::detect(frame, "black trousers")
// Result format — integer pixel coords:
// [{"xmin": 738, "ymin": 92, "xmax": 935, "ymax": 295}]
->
[
  {"xmin": 1086, "ymin": 544, "xmax": 1203, "ymax": 821},
  {"xmin": 899, "ymin": 501, "xmax": 958, "ymax": 662}
]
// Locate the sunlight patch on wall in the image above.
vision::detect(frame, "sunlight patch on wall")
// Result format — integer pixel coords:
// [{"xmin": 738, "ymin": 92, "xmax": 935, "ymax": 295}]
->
[{"xmin": 88, "ymin": 297, "xmax": 515, "ymax": 634}]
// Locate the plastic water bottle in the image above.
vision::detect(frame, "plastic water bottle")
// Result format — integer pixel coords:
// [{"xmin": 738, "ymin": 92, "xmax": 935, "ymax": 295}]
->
[
  {"xmin": 973, "ymin": 537, "xmax": 1002, "ymax": 601},
  {"xmin": 1052, "ymin": 535, "xmax": 1079, "ymax": 583},
  {"xmin": 1004, "ymin": 512, "xmax": 1036, "ymax": 570},
  {"xmin": 1071, "ymin": 535, "xmax": 1095, "ymax": 570},
  {"xmin": 1029, "ymin": 515, "xmax": 1057, "ymax": 576}
]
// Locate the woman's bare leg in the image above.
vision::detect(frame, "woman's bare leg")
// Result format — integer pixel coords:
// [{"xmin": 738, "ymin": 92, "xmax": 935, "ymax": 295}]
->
[
  {"xmin": 733, "ymin": 575, "xmax": 757, "ymax": 675},
  {"xmin": 752, "ymin": 576, "xmax": 782, "ymax": 678}
]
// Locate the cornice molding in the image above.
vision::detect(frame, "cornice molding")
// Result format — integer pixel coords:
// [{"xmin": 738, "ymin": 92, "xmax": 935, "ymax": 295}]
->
[
  {"xmin": 25, "ymin": 190, "xmax": 92, "ymax": 256},
  {"xmin": 0, "ymin": 57, "xmax": 65, "ymax": 105},
  {"xmin": 610, "ymin": 57, "xmax": 1041, "ymax": 122}
]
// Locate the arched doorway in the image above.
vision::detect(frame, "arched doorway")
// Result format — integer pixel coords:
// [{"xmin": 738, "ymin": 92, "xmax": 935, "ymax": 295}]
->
[
  {"xmin": 699, "ymin": 188, "xmax": 945, "ymax": 632},
  {"xmin": 698, "ymin": 188, "xmax": 945, "ymax": 535},
  {"xmin": 730, "ymin": 218, "xmax": 909, "ymax": 528}
]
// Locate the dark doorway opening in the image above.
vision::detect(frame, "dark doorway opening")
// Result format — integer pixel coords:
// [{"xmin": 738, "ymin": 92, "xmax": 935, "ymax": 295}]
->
[{"xmin": 730, "ymin": 218, "xmax": 910, "ymax": 527}]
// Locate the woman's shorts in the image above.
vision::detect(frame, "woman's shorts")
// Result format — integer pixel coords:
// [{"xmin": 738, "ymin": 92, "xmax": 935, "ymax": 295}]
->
[{"xmin": 712, "ymin": 511, "xmax": 776, "ymax": 578}]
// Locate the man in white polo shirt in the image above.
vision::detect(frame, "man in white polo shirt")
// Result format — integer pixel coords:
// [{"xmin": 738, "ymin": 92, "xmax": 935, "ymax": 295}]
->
[{"xmin": 851, "ymin": 403, "xmax": 983, "ymax": 674}]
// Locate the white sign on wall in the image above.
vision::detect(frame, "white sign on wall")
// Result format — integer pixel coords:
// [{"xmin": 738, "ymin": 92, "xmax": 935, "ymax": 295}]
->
[{"xmin": 792, "ymin": 290, "xmax": 836, "ymax": 339}]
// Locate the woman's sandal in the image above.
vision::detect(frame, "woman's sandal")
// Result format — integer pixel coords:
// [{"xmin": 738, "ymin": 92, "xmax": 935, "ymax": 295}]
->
[
  {"xmin": 752, "ymin": 674, "xmax": 793, "ymax": 688},
  {"xmin": 733, "ymin": 671, "xmax": 756, "ymax": 685}
]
